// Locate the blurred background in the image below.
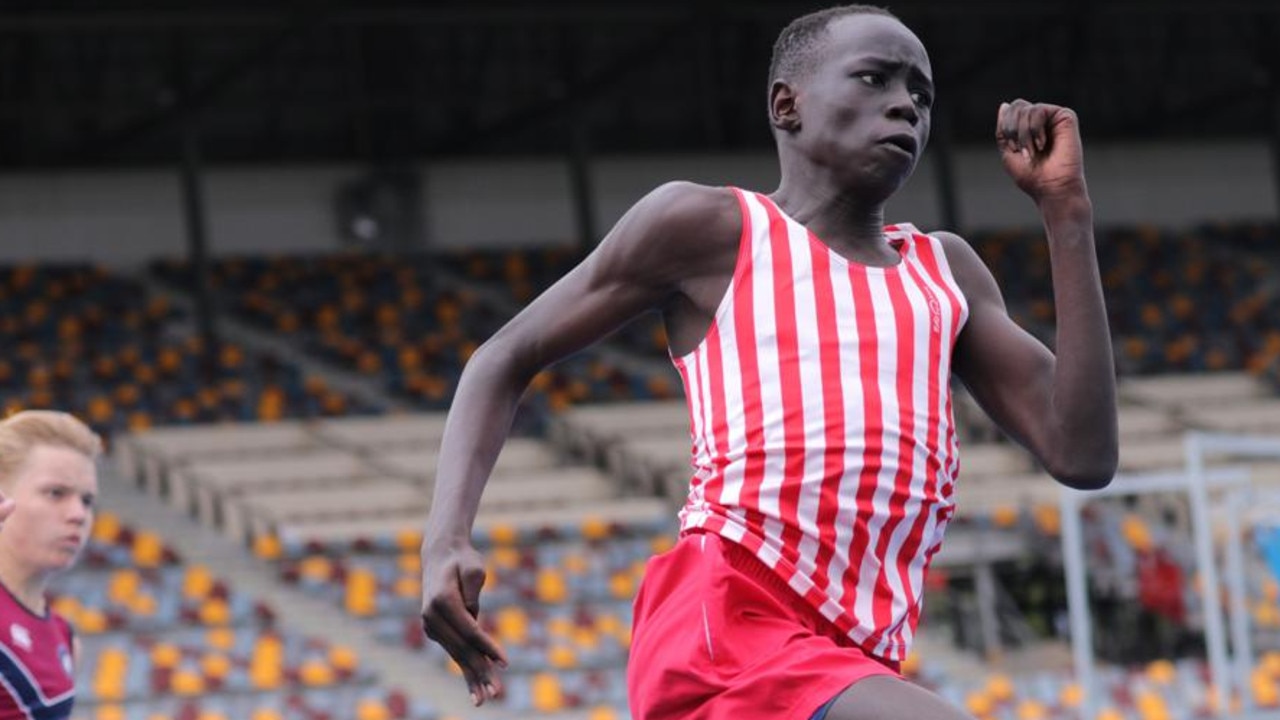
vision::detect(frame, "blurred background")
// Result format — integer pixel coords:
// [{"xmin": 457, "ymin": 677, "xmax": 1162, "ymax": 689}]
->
[{"xmin": 4, "ymin": 0, "xmax": 1280, "ymax": 719}]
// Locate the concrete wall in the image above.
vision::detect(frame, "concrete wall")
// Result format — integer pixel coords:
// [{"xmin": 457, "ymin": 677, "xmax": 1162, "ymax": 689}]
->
[{"xmin": 0, "ymin": 140, "xmax": 1273, "ymax": 266}]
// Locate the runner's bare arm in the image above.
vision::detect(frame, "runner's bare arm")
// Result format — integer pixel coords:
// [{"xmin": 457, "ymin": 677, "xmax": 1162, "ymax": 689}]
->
[
  {"xmin": 943, "ymin": 101, "xmax": 1117, "ymax": 489},
  {"xmin": 419, "ymin": 181, "xmax": 738, "ymax": 706}
]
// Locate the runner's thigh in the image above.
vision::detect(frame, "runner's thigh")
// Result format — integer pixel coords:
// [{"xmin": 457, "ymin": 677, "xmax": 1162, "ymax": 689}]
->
[{"xmin": 825, "ymin": 675, "xmax": 975, "ymax": 720}]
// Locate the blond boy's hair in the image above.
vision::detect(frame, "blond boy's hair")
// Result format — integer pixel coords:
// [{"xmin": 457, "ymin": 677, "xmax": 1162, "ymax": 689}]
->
[{"xmin": 0, "ymin": 410, "xmax": 102, "ymax": 487}]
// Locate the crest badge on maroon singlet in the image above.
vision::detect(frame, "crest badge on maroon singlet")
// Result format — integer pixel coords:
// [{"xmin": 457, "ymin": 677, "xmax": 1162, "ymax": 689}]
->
[
  {"xmin": 58, "ymin": 643, "xmax": 73, "ymax": 677},
  {"xmin": 9, "ymin": 622, "xmax": 32, "ymax": 651}
]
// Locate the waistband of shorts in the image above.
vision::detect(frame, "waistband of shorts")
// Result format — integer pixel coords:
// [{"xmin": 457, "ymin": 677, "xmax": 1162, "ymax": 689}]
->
[
  {"xmin": 685, "ymin": 530, "xmax": 824, "ymax": 629},
  {"xmin": 683, "ymin": 528, "xmax": 902, "ymax": 672}
]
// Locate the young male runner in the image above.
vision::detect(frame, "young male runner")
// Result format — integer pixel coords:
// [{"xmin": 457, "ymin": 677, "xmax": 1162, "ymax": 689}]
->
[{"xmin": 421, "ymin": 6, "xmax": 1117, "ymax": 719}]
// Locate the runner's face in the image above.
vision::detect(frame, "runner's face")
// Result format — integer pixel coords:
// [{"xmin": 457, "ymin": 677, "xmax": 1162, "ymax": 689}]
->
[
  {"xmin": 790, "ymin": 15, "xmax": 933, "ymax": 196},
  {"xmin": 1, "ymin": 445, "xmax": 97, "ymax": 574}
]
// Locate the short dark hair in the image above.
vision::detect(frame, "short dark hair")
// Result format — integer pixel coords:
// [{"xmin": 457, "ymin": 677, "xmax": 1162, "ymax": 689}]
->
[{"xmin": 768, "ymin": 4, "xmax": 898, "ymax": 87}]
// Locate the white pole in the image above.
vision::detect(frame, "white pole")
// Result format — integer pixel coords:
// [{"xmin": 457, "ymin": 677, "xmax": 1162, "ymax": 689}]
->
[
  {"xmin": 1188, "ymin": 432, "xmax": 1232, "ymax": 715},
  {"xmin": 1061, "ymin": 488, "xmax": 1098, "ymax": 720},
  {"xmin": 1226, "ymin": 488, "xmax": 1254, "ymax": 716},
  {"xmin": 1057, "ymin": 461, "xmax": 1253, "ymax": 720}
]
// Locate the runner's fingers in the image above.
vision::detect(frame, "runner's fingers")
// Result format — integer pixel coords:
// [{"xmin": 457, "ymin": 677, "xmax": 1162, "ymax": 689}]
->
[
  {"xmin": 1028, "ymin": 104, "xmax": 1049, "ymax": 153},
  {"xmin": 1015, "ymin": 101, "xmax": 1034, "ymax": 156},
  {"xmin": 996, "ymin": 103, "xmax": 1015, "ymax": 146},
  {"xmin": 439, "ymin": 591, "xmax": 509, "ymax": 667},
  {"xmin": 423, "ymin": 615, "xmax": 503, "ymax": 704},
  {"xmin": 424, "ymin": 585, "xmax": 508, "ymax": 666},
  {"xmin": 996, "ymin": 101, "xmax": 1025, "ymax": 155}
]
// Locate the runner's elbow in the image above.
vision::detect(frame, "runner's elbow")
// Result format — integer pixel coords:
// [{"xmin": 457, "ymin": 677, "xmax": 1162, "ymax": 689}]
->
[
  {"xmin": 462, "ymin": 337, "xmax": 540, "ymax": 391},
  {"xmin": 1045, "ymin": 449, "xmax": 1117, "ymax": 490}
]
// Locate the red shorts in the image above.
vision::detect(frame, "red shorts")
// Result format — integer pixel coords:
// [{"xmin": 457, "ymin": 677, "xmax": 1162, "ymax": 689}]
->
[{"xmin": 627, "ymin": 532, "xmax": 901, "ymax": 720}]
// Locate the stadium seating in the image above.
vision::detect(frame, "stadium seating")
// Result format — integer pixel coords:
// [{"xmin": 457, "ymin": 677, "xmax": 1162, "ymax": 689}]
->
[
  {"xmin": 435, "ymin": 247, "xmax": 671, "ymax": 361},
  {"xmin": 911, "ymin": 653, "xmax": 1280, "ymax": 720},
  {"xmin": 149, "ymin": 254, "xmax": 680, "ymax": 425},
  {"xmin": 109, "ymin": 412, "xmax": 665, "ymax": 717},
  {"xmin": 0, "ymin": 263, "xmax": 377, "ymax": 443},
  {"xmin": 271, "ymin": 503, "xmax": 674, "ymax": 716},
  {"xmin": 52, "ymin": 512, "xmax": 446, "ymax": 720},
  {"xmin": 973, "ymin": 223, "xmax": 1280, "ymax": 378}
]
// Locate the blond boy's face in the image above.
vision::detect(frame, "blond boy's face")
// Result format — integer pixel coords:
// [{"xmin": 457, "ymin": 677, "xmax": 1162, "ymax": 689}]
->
[{"xmin": 0, "ymin": 445, "xmax": 98, "ymax": 575}]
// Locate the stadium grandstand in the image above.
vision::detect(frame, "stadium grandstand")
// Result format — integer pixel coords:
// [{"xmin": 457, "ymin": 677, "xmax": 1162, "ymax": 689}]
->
[{"xmin": 3, "ymin": 1, "xmax": 1280, "ymax": 719}]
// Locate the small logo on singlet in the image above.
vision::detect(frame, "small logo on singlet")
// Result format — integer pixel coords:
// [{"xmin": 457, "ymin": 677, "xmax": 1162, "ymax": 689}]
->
[
  {"xmin": 921, "ymin": 285, "xmax": 943, "ymax": 334},
  {"xmin": 58, "ymin": 645, "xmax": 73, "ymax": 677},
  {"xmin": 9, "ymin": 623, "xmax": 31, "ymax": 651}
]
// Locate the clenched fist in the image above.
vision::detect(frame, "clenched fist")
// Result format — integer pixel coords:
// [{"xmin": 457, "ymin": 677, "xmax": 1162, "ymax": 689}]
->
[{"xmin": 997, "ymin": 100, "xmax": 1088, "ymax": 206}]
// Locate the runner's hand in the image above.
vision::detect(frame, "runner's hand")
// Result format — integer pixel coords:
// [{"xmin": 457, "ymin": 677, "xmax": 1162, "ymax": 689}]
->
[
  {"xmin": 421, "ymin": 539, "xmax": 508, "ymax": 706},
  {"xmin": 997, "ymin": 100, "xmax": 1087, "ymax": 205}
]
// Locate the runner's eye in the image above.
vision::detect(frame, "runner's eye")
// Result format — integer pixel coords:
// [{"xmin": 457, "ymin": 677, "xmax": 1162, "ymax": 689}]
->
[{"xmin": 853, "ymin": 72, "xmax": 885, "ymax": 87}]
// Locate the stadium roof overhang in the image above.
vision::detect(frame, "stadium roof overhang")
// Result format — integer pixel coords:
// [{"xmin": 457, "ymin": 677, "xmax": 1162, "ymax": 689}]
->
[{"xmin": 2, "ymin": 0, "xmax": 1278, "ymax": 169}]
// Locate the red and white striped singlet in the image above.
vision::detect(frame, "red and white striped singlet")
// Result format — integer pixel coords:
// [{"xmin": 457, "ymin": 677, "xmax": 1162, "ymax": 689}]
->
[{"xmin": 672, "ymin": 188, "xmax": 969, "ymax": 661}]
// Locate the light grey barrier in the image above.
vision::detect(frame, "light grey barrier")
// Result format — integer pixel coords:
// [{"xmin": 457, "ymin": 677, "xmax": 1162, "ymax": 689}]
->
[{"xmin": 1060, "ymin": 431, "xmax": 1280, "ymax": 720}]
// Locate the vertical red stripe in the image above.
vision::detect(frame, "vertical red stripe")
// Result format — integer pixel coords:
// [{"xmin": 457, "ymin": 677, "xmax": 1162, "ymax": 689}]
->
[
  {"xmin": 680, "ymin": 353, "xmax": 700, "ymax": 460},
  {"xmin": 889, "ymin": 256, "xmax": 946, "ymax": 646},
  {"xmin": 702, "ymin": 324, "xmax": 728, "ymax": 507},
  {"xmin": 672, "ymin": 355, "xmax": 701, "ymax": 502},
  {"xmin": 721, "ymin": 194, "xmax": 781, "ymax": 555},
  {"xmin": 699, "ymin": 188, "xmax": 755, "ymax": 510},
  {"xmin": 867, "ymin": 267, "xmax": 918, "ymax": 641},
  {"xmin": 760, "ymin": 199, "xmax": 807, "ymax": 561},
  {"xmin": 711, "ymin": 190, "xmax": 768, "ymax": 543},
  {"xmin": 912, "ymin": 236, "xmax": 966, "ymax": 340},
  {"xmin": 913, "ymin": 236, "xmax": 966, "ymax": 501},
  {"xmin": 732, "ymin": 195, "xmax": 767, "ymax": 518},
  {"xmin": 806, "ymin": 234, "xmax": 846, "ymax": 598},
  {"xmin": 842, "ymin": 262, "xmax": 884, "ymax": 609}
]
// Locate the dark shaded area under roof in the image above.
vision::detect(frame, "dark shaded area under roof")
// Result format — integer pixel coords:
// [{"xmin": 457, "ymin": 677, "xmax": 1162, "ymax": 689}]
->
[{"xmin": 2, "ymin": 0, "xmax": 1279, "ymax": 169}]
